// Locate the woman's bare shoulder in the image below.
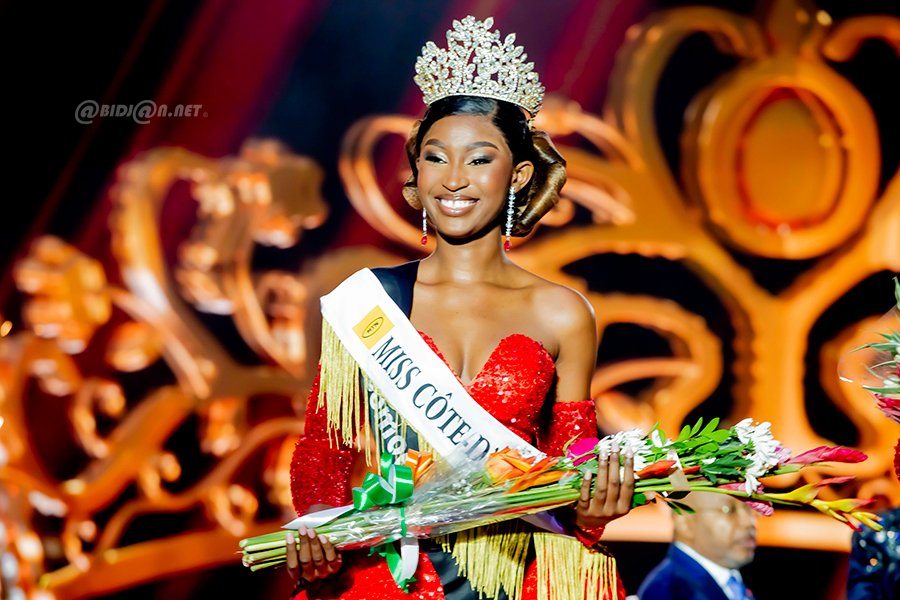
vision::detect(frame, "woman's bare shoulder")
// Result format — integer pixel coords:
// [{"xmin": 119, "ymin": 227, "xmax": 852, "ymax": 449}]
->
[{"xmin": 514, "ymin": 269, "xmax": 595, "ymax": 332}]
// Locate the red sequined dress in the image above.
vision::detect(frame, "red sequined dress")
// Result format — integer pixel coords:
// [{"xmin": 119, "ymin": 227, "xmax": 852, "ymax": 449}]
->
[{"xmin": 289, "ymin": 333, "xmax": 622, "ymax": 599}]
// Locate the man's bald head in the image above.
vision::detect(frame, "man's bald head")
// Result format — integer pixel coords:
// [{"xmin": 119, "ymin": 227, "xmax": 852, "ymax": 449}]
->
[{"xmin": 672, "ymin": 492, "xmax": 758, "ymax": 569}]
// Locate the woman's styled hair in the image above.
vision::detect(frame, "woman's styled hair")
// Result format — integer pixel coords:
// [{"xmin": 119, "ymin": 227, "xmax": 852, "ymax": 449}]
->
[{"xmin": 402, "ymin": 96, "xmax": 566, "ymax": 237}]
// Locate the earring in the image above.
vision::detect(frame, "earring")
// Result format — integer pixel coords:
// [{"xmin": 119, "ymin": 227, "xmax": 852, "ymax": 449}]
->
[
  {"xmin": 504, "ymin": 185, "xmax": 515, "ymax": 252},
  {"xmin": 420, "ymin": 207, "xmax": 428, "ymax": 246}
]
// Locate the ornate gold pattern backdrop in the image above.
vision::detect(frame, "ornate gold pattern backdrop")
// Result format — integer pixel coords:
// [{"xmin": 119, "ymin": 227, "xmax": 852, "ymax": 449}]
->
[{"xmin": 2, "ymin": 0, "xmax": 900, "ymax": 597}]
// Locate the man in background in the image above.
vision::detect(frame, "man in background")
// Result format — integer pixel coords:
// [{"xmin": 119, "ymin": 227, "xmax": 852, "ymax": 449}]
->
[
  {"xmin": 637, "ymin": 492, "xmax": 757, "ymax": 600},
  {"xmin": 847, "ymin": 504, "xmax": 900, "ymax": 599}
]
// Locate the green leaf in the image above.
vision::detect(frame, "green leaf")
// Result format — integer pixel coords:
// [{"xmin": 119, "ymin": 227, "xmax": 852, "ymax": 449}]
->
[
  {"xmin": 690, "ymin": 418, "xmax": 704, "ymax": 436},
  {"xmin": 666, "ymin": 490, "xmax": 689, "ymax": 500},
  {"xmin": 578, "ymin": 458, "xmax": 599, "ymax": 473},
  {"xmin": 862, "ymin": 342, "xmax": 900, "ymax": 352},
  {"xmin": 561, "ymin": 435, "xmax": 582, "ymax": 454},
  {"xmin": 667, "ymin": 500, "xmax": 695, "ymax": 515},
  {"xmin": 679, "ymin": 438, "xmax": 705, "ymax": 450},
  {"xmin": 648, "ymin": 421, "xmax": 665, "ymax": 442},
  {"xmin": 707, "ymin": 430, "xmax": 731, "ymax": 443},
  {"xmin": 894, "ymin": 276, "xmax": 900, "ymax": 308},
  {"xmin": 863, "ymin": 386, "xmax": 900, "ymax": 395},
  {"xmin": 697, "ymin": 442, "xmax": 720, "ymax": 454},
  {"xmin": 677, "ymin": 424, "xmax": 691, "ymax": 442},
  {"xmin": 632, "ymin": 492, "xmax": 649, "ymax": 507},
  {"xmin": 700, "ymin": 417, "xmax": 720, "ymax": 435}
]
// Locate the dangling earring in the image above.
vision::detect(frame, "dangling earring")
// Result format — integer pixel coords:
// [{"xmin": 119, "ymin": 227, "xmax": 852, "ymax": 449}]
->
[
  {"xmin": 504, "ymin": 185, "xmax": 515, "ymax": 252},
  {"xmin": 420, "ymin": 207, "xmax": 428, "ymax": 246}
]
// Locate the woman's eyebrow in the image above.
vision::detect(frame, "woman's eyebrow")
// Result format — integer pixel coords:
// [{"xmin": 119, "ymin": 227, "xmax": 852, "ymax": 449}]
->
[
  {"xmin": 467, "ymin": 141, "xmax": 499, "ymax": 150},
  {"xmin": 423, "ymin": 139, "xmax": 499, "ymax": 151}
]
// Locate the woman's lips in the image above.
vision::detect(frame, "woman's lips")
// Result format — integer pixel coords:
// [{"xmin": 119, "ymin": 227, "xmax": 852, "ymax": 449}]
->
[{"xmin": 435, "ymin": 196, "xmax": 478, "ymax": 216}]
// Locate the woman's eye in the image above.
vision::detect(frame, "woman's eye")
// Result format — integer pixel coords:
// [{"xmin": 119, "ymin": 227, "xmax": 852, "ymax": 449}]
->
[
  {"xmin": 469, "ymin": 156, "xmax": 492, "ymax": 166},
  {"xmin": 423, "ymin": 154, "xmax": 445, "ymax": 163}
]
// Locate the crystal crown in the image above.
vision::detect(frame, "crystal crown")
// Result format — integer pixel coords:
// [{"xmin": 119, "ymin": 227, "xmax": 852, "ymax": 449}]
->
[{"xmin": 414, "ymin": 16, "xmax": 545, "ymax": 117}]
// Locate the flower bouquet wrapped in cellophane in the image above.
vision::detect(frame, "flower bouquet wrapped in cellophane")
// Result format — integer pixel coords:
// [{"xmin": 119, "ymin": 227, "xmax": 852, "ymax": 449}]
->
[
  {"xmin": 240, "ymin": 449, "xmax": 580, "ymax": 576},
  {"xmin": 240, "ymin": 417, "xmax": 882, "ymax": 589}
]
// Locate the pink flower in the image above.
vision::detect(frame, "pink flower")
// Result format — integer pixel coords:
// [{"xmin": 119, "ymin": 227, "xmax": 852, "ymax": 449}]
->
[
  {"xmin": 566, "ymin": 437, "xmax": 600, "ymax": 466},
  {"xmin": 775, "ymin": 446, "xmax": 792, "ymax": 466},
  {"xmin": 786, "ymin": 446, "xmax": 867, "ymax": 465},
  {"xmin": 875, "ymin": 394, "xmax": 900, "ymax": 424},
  {"xmin": 718, "ymin": 482, "xmax": 774, "ymax": 516}
]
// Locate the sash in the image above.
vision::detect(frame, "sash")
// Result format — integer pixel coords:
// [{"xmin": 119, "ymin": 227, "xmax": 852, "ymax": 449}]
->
[
  {"xmin": 290, "ymin": 266, "xmax": 618, "ymax": 600},
  {"xmin": 318, "ymin": 268, "xmax": 540, "ymax": 462}
]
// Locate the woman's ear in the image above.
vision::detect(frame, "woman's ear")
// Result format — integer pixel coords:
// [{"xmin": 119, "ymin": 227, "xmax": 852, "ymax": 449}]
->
[{"xmin": 512, "ymin": 160, "xmax": 535, "ymax": 193}]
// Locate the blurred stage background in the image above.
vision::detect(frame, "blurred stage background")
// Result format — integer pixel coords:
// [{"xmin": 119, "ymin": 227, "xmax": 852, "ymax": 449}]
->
[{"xmin": 3, "ymin": 0, "xmax": 900, "ymax": 598}]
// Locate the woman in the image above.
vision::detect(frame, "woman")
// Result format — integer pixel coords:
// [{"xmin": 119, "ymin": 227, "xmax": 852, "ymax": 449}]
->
[{"xmin": 286, "ymin": 16, "xmax": 634, "ymax": 600}]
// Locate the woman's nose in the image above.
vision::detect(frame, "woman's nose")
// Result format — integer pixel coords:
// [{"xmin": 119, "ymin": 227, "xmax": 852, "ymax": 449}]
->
[{"xmin": 442, "ymin": 164, "xmax": 468, "ymax": 192}]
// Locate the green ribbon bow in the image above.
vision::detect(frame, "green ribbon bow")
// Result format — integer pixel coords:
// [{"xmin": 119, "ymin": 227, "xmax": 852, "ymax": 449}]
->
[
  {"xmin": 353, "ymin": 453, "xmax": 415, "ymax": 510},
  {"xmin": 353, "ymin": 454, "xmax": 417, "ymax": 591}
]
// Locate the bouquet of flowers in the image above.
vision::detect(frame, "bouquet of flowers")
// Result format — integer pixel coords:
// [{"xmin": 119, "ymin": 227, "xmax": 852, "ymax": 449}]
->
[
  {"xmin": 838, "ymin": 277, "xmax": 900, "ymax": 481},
  {"xmin": 240, "ymin": 417, "xmax": 881, "ymax": 588}
]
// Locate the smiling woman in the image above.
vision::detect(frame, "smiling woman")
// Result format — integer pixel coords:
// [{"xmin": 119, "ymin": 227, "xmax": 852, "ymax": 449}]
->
[
  {"xmin": 402, "ymin": 95, "xmax": 566, "ymax": 252},
  {"xmin": 283, "ymin": 16, "xmax": 634, "ymax": 600}
]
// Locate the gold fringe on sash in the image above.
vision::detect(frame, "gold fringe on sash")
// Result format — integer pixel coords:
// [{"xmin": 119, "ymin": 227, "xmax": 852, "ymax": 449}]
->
[
  {"xmin": 533, "ymin": 532, "xmax": 618, "ymax": 600},
  {"xmin": 442, "ymin": 523, "xmax": 532, "ymax": 600},
  {"xmin": 319, "ymin": 320, "xmax": 371, "ymax": 462},
  {"xmin": 441, "ymin": 526, "xmax": 617, "ymax": 600},
  {"xmin": 319, "ymin": 319, "xmax": 410, "ymax": 467}
]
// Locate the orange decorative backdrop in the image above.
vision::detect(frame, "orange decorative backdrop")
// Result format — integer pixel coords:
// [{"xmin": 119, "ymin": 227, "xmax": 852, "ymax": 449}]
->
[{"xmin": 2, "ymin": 0, "xmax": 900, "ymax": 597}]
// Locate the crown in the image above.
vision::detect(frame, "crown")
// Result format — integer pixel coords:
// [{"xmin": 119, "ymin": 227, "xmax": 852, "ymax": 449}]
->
[{"xmin": 414, "ymin": 16, "xmax": 545, "ymax": 118}]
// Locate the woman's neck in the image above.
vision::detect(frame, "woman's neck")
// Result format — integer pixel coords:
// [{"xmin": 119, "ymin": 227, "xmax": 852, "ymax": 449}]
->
[{"xmin": 423, "ymin": 229, "xmax": 510, "ymax": 284}]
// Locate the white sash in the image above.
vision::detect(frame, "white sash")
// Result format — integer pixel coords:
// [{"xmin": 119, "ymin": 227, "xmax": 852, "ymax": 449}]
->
[{"xmin": 320, "ymin": 268, "xmax": 541, "ymax": 461}]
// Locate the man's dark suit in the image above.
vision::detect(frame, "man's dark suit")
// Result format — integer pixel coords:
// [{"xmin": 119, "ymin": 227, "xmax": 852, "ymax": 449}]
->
[{"xmin": 637, "ymin": 545, "xmax": 733, "ymax": 600}]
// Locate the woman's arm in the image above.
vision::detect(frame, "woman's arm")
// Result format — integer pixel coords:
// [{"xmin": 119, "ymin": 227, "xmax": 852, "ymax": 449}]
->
[
  {"xmin": 290, "ymin": 367, "xmax": 355, "ymax": 515},
  {"xmin": 286, "ymin": 367, "xmax": 352, "ymax": 588},
  {"xmin": 538, "ymin": 285, "xmax": 635, "ymax": 537}
]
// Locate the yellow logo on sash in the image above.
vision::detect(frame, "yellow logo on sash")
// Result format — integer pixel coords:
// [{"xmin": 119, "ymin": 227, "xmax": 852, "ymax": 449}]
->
[{"xmin": 353, "ymin": 306, "xmax": 394, "ymax": 348}]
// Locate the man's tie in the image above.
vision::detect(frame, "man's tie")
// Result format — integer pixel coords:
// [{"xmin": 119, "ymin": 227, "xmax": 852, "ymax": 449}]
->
[{"xmin": 725, "ymin": 573, "xmax": 754, "ymax": 600}]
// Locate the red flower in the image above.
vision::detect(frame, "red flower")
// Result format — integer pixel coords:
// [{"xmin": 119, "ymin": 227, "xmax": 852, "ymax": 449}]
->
[
  {"xmin": 635, "ymin": 459, "xmax": 677, "ymax": 479},
  {"xmin": 875, "ymin": 394, "xmax": 900, "ymax": 424},
  {"xmin": 786, "ymin": 446, "xmax": 867, "ymax": 465}
]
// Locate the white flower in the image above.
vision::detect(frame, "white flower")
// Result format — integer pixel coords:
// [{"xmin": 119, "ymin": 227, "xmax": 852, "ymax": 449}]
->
[
  {"xmin": 742, "ymin": 473, "xmax": 759, "ymax": 496},
  {"xmin": 733, "ymin": 418, "xmax": 781, "ymax": 494},
  {"xmin": 666, "ymin": 448, "xmax": 683, "ymax": 470},
  {"xmin": 651, "ymin": 429, "xmax": 667, "ymax": 449},
  {"xmin": 597, "ymin": 428, "xmax": 652, "ymax": 472}
]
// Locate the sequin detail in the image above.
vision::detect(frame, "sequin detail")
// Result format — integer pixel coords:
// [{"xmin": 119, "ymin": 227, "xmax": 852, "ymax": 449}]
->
[
  {"xmin": 539, "ymin": 400, "xmax": 598, "ymax": 457},
  {"xmin": 293, "ymin": 552, "xmax": 445, "ymax": 600},
  {"xmin": 290, "ymin": 368, "xmax": 353, "ymax": 515},
  {"xmin": 419, "ymin": 332, "xmax": 555, "ymax": 445}
]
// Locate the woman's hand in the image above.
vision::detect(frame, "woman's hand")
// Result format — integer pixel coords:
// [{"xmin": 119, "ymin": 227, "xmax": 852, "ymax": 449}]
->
[
  {"xmin": 285, "ymin": 525, "xmax": 342, "ymax": 583},
  {"xmin": 574, "ymin": 442, "xmax": 635, "ymax": 531}
]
